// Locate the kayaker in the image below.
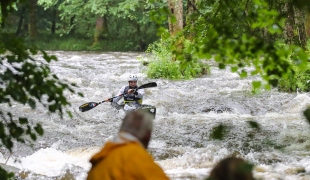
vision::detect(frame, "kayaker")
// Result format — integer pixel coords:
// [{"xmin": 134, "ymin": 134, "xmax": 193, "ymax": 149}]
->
[
  {"xmin": 106, "ymin": 74, "xmax": 145, "ymax": 112},
  {"xmin": 86, "ymin": 111, "xmax": 169, "ymax": 180}
]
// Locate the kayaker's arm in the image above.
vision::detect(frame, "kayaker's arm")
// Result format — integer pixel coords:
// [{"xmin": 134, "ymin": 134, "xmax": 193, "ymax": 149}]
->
[
  {"xmin": 135, "ymin": 89, "xmax": 144, "ymax": 99},
  {"xmin": 112, "ymin": 86, "xmax": 126, "ymax": 103}
]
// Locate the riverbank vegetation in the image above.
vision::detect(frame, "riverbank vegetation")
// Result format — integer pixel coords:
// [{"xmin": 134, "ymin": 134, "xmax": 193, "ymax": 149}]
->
[
  {"xmin": 143, "ymin": 38, "xmax": 210, "ymax": 79},
  {"xmin": 2, "ymin": 0, "xmax": 309, "ymax": 89},
  {"xmin": 146, "ymin": 0, "xmax": 310, "ymax": 93}
]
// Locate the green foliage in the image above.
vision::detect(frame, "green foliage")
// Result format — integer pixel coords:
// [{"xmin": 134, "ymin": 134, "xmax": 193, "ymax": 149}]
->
[
  {"xmin": 145, "ymin": 39, "xmax": 210, "ymax": 79},
  {"xmin": 147, "ymin": 58, "xmax": 183, "ymax": 79},
  {"xmin": 0, "ymin": 33, "xmax": 77, "ymax": 154},
  {"xmin": 0, "ymin": 4, "xmax": 80, "ymax": 176},
  {"xmin": 149, "ymin": 0, "xmax": 309, "ymax": 88},
  {"xmin": 0, "ymin": 167, "xmax": 14, "ymax": 180},
  {"xmin": 278, "ymin": 64, "xmax": 310, "ymax": 92},
  {"xmin": 35, "ymin": 0, "xmax": 159, "ymax": 51},
  {"xmin": 31, "ymin": 34, "xmax": 152, "ymax": 51},
  {"xmin": 0, "ymin": 0, "xmax": 24, "ymax": 26}
]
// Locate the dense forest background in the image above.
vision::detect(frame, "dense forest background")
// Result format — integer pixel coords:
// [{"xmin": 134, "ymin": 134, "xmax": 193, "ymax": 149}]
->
[{"xmin": 2, "ymin": 0, "xmax": 162, "ymax": 51}]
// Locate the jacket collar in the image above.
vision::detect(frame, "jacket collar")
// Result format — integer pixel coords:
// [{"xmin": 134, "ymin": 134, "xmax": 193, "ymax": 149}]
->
[{"xmin": 113, "ymin": 131, "xmax": 143, "ymax": 147}]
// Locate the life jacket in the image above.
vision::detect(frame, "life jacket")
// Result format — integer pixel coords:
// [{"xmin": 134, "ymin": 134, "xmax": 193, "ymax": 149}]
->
[{"xmin": 123, "ymin": 85, "xmax": 142, "ymax": 104}]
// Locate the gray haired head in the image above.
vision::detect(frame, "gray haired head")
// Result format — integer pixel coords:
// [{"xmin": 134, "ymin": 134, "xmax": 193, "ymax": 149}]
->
[{"xmin": 120, "ymin": 111, "xmax": 153, "ymax": 148}]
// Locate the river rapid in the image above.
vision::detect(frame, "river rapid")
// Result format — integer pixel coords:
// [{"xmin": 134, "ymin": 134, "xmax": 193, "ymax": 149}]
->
[{"xmin": 1, "ymin": 51, "xmax": 310, "ymax": 180}]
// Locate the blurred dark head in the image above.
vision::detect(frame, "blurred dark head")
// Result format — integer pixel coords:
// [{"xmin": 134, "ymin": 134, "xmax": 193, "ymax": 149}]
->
[
  {"xmin": 120, "ymin": 111, "xmax": 153, "ymax": 149},
  {"xmin": 207, "ymin": 157, "xmax": 255, "ymax": 180}
]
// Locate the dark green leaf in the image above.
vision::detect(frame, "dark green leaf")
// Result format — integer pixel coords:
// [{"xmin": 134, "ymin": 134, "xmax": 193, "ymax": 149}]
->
[
  {"xmin": 19, "ymin": 118, "xmax": 28, "ymax": 124},
  {"xmin": 0, "ymin": 167, "xmax": 15, "ymax": 179},
  {"xmin": 210, "ymin": 124, "xmax": 228, "ymax": 140},
  {"xmin": 269, "ymin": 79, "xmax": 279, "ymax": 87},
  {"xmin": 247, "ymin": 121, "xmax": 260, "ymax": 130},
  {"xmin": 30, "ymin": 133, "xmax": 37, "ymax": 141},
  {"xmin": 28, "ymin": 99, "xmax": 36, "ymax": 109},
  {"xmin": 219, "ymin": 63, "xmax": 225, "ymax": 69},
  {"xmin": 303, "ymin": 108, "xmax": 310, "ymax": 124},
  {"xmin": 67, "ymin": 111, "xmax": 73, "ymax": 119},
  {"xmin": 50, "ymin": 55, "xmax": 57, "ymax": 60},
  {"xmin": 34, "ymin": 124, "xmax": 44, "ymax": 136}
]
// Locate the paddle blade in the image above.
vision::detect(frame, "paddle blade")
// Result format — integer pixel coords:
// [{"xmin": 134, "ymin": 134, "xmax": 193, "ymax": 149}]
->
[
  {"xmin": 138, "ymin": 82, "xmax": 157, "ymax": 89},
  {"xmin": 79, "ymin": 102, "xmax": 99, "ymax": 112}
]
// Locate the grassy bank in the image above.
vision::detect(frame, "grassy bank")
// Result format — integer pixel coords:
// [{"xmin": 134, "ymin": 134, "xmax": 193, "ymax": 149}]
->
[{"xmin": 29, "ymin": 34, "xmax": 154, "ymax": 52}]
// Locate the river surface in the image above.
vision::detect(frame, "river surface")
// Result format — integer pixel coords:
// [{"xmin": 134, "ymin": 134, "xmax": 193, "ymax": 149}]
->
[{"xmin": 1, "ymin": 51, "xmax": 310, "ymax": 180}]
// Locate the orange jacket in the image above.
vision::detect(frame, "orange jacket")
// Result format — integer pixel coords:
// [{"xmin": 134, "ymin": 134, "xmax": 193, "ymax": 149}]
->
[{"xmin": 87, "ymin": 141, "xmax": 169, "ymax": 180}]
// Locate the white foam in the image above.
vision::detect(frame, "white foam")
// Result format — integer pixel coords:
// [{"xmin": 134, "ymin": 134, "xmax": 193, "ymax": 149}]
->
[{"xmin": 9, "ymin": 148, "xmax": 92, "ymax": 177}]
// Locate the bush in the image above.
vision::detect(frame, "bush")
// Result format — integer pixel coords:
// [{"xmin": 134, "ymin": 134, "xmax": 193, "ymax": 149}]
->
[
  {"xmin": 278, "ymin": 64, "xmax": 310, "ymax": 92},
  {"xmin": 144, "ymin": 39, "xmax": 210, "ymax": 80}
]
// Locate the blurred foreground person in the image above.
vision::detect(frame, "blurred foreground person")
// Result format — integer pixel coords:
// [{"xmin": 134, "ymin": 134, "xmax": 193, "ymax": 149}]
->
[
  {"xmin": 206, "ymin": 157, "xmax": 255, "ymax": 180},
  {"xmin": 87, "ymin": 111, "xmax": 169, "ymax": 180}
]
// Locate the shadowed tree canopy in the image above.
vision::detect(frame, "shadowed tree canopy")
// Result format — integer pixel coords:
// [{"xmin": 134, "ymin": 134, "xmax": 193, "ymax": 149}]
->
[{"xmin": 0, "ymin": 0, "xmax": 81, "ymax": 179}]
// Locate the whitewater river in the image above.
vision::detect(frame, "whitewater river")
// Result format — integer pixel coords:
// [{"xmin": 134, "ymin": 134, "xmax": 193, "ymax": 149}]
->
[{"xmin": 1, "ymin": 51, "xmax": 310, "ymax": 180}]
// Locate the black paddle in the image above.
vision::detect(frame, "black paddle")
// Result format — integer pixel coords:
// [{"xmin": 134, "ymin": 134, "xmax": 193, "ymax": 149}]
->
[{"xmin": 79, "ymin": 82, "xmax": 157, "ymax": 112}]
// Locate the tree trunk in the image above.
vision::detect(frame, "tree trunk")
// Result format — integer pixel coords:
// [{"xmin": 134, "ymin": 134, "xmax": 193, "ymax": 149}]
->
[
  {"xmin": 294, "ymin": 7, "xmax": 307, "ymax": 48},
  {"xmin": 185, "ymin": 0, "xmax": 197, "ymax": 40},
  {"xmin": 284, "ymin": 2, "xmax": 295, "ymax": 45},
  {"xmin": 168, "ymin": 0, "xmax": 184, "ymax": 36},
  {"xmin": 28, "ymin": 0, "xmax": 38, "ymax": 39},
  {"xmin": 93, "ymin": 16, "xmax": 108, "ymax": 45},
  {"xmin": 51, "ymin": 8, "xmax": 56, "ymax": 34},
  {"xmin": 186, "ymin": 0, "xmax": 197, "ymax": 26},
  {"xmin": 167, "ymin": 0, "xmax": 184, "ymax": 61},
  {"xmin": 16, "ymin": 7, "xmax": 26, "ymax": 36},
  {"xmin": 69, "ymin": 15, "xmax": 76, "ymax": 34},
  {"xmin": 305, "ymin": 10, "xmax": 310, "ymax": 38}
]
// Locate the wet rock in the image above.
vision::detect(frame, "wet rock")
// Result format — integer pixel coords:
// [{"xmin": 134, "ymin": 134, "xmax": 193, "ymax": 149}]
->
[
  {"xmin": 57, "ymin": 164, "xmax": 87, "ymax": 180},
  {"xmin": 284, "ymin": 167, "xmax": 306, "ymax": 175},
  {"xmin": 19, "ymin": 170, "xmax": 30, "ymax": 179},
  {"xmin": 202, "ymin": 106, "xmax": 233, "ymax": 113},
  {"xmin": 17, "ymin": 170, "xmax": 48, "ymax": 180},
  {"xmin": 255, "ymin": 153, "xmax": 282, "ymax": 165},
  {"xmin": 297, "ymin": 139, "xmax": 306, "ymax": 143},
  {"xmin": 57, "ymin": 169, "xmax": 75, "ymax": 180},
  {"xmin": 149, "ymin": 148, "xmax": 184, "ymax": 161}
]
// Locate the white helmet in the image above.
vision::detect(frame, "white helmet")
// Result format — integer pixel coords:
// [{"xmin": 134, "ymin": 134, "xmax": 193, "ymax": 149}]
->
[{"xmin": 128, "ymin": 74, "xmax": 138, "ymax": 82}]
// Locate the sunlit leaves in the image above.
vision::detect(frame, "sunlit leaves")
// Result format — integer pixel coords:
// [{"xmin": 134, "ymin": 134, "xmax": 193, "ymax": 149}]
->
[
  {"xmin": 149, "ymin": 3, "xmax": 169, "ymax": 25},
  {"xmin": 252, "ymin": 81, "xmax": 261, "ymax": 89},
  {"xmin": 38, "ymin": 0, "xmax": 58, "ymax": 10},
  {"xmin": 239, "ymin": 70, "xmax": 248, "ymax": 78}
]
